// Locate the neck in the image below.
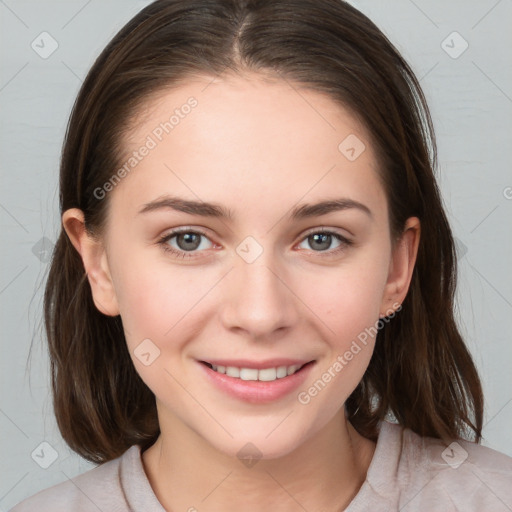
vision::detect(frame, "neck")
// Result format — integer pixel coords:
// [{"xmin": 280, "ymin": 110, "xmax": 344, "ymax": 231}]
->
[{"xmin": 142, "ymin": 408, "xmax": 376, "ymax": 512}]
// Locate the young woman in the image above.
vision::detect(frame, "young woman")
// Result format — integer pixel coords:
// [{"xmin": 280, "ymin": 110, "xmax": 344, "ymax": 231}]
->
[{"xmin": 11, "ymin": 0, "xmax": 512, "ymax": 510}]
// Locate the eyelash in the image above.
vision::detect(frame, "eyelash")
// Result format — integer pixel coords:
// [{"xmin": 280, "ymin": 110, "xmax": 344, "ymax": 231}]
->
[{"xmin": 156, "ymin": 227, "xmax": 353, "ymax": 260}]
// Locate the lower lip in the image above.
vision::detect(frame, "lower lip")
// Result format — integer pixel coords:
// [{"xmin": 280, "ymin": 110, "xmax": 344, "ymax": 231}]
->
[{"xmin": 197, "ymin": 361, "xmax": 316, "ymax": 404}]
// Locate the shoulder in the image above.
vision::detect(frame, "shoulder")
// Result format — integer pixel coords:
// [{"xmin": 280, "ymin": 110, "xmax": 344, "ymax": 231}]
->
[
  {"xmin": 392, "ymin": 422, "xmax": 512, "ymax": 511},
  {"xmin": 9, "ymin": 446, "xmax": 140, "ymax": 512}
]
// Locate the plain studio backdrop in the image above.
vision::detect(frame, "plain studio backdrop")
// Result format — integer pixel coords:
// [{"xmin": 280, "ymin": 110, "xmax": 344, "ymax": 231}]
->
[{"xmin": 0, "ymin": 0, "xmax": 511, "ymax": 509}]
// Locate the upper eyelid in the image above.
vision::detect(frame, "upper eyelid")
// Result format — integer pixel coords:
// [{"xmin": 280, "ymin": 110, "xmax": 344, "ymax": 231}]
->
[{"xmin": 302, "ymin": 227, "xmax": 350, "ymax": 238}]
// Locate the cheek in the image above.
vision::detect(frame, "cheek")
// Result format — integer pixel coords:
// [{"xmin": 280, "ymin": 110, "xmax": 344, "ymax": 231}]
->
[
  {"xmin": 115, "ymin": 265, "xmax": 203, "ymax": 347},
  {"xmin": 293, "ymin": 261, "xmax": 386, "ymax": 420},
  {"xmin": 108, "ymin": 241, "xmax": 182, "ymax": 342},
  {"xmin": 111, "ymin": 251, "xmax": 229, "ymax": 388},
  {"xmin": 298, "ymin": 256, "xmax": 389, "ymax": 344},
  {"xmin": 111, "ymin": 256, "xmax": 210, "ymax": 401}
]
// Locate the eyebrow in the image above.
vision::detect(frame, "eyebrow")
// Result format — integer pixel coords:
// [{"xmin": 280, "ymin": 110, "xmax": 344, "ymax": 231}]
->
[{"xmin": 138, "ymin": 195, "xmax": 372, "ymax": 220}]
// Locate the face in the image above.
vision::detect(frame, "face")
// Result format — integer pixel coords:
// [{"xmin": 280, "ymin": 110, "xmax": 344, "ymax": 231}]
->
[{"xmin": 78, "ymin": 73, "xmax": 414, "ymax": 460}]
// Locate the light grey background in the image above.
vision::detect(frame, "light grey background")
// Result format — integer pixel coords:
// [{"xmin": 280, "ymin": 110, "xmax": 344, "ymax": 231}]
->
[{"xmin": 1, "ymin": 0, "xmax": 511, "ymax": 509}]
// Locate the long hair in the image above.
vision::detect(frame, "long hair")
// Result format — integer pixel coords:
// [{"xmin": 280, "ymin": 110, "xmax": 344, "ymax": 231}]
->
[{"xmin": 43, "ymin": 0, "xmax": 484, "ymax": 463}]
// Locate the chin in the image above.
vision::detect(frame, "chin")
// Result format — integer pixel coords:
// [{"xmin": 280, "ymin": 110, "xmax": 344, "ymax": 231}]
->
[
  {"xmin": 200, "ymin": 414, "xmax": 324, "ymax": 463},
  {"xmin": 212, "ymin": 433, "xmax": 303, "ymax": 462}
]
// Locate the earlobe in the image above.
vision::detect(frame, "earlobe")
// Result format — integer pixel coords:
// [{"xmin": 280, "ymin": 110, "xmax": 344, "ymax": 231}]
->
[
  {"xmin": 380, "ymin": 217, "xmax": 421, "ymax": 317},
  {"xmin": 62, "ymin": 208, "xmax": 120, "ymax": 317}
]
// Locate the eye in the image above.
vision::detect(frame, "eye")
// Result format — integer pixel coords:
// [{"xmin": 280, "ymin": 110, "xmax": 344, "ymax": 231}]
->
[
  {"xmin": 297, "ymin": 228, "xmax": 353, "ymax": 256},
  {"xmin": 157, "ymin": 227, "xmax": 353, "ymax": 260},
  {"xmin": 157, "ymin": 228, "xmax": 214, "ymax": 259}
]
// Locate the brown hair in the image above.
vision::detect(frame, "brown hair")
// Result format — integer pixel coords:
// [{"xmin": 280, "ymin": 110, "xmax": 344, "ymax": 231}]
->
[{"xmin": 41, "ymin": 0, "xmax": 483, "ymax": 463}]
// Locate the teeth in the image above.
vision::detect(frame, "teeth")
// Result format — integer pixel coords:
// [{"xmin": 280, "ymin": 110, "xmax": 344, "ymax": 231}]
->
[
  {"xmin": 240, "ymin": 368, "xmax": 259, "ymax": 381},
  {"xmin": 258, "ymin": 367, "xmax": 276, "ymax": 381},
  {"xmin": 210, "ymin": 363, "xmax": 304, "ymax": 381},
  {"xmin": 225, "ymin": 366, "xmax": 240, "ymax": 378}
]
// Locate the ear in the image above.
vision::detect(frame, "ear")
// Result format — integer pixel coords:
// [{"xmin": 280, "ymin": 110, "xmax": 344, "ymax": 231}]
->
[
  {"xmin": 380, "ymin": 217, "xmax": 420, "ymax": 317},
  {"xmin": 62, "ymin": 208, "xmax": 120, "ymax": 316}
]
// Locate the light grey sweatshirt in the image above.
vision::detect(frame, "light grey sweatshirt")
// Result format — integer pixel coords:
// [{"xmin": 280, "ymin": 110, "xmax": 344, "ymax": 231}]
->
[{"xmin": 9, "ymin": 420, "xmax": 512, "ymax": 511}]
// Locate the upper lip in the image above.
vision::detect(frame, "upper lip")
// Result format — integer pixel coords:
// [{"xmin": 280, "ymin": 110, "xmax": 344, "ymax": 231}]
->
[{"xmin": 199, "ymin": 358, "xmax": 314, "ymax": 369}]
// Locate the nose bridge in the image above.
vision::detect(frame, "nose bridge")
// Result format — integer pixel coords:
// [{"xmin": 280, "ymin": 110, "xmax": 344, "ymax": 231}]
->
[{"xmin": 219, "ymin": 238, "xmax": 298, "ymax": 337}]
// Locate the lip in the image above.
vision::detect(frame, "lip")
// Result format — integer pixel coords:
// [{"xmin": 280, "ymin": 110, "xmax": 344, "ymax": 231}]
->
[{"xmin": 197, "ymin": 359, "xmax": 316, "ymax": 404}]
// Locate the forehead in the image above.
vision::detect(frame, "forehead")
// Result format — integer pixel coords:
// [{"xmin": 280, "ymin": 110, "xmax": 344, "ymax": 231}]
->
[
  {"xmin": 126, "ymin": 71, "xmax": 373, "ymax": 157},
  {"xmin": 111, "ymin": 72, "xmax": 385, "ymax": 222}
]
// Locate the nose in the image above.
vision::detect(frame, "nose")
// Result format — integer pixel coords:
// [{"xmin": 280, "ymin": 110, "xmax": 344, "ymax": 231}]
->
[{"xmin": 218, "ymin": 251, "xmax": 300, "ymax": 340}]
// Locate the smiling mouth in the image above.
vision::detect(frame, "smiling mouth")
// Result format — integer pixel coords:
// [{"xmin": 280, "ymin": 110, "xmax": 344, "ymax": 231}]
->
[{"xmin": 200, "ymin": 361, "xmax": 314, "ymax": 382}]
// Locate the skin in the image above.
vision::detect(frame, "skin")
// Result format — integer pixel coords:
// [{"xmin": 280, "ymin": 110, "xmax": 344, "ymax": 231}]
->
[{"xmin": 63, "ymin": 72, "xmax": 420, "ymax": 511}]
